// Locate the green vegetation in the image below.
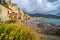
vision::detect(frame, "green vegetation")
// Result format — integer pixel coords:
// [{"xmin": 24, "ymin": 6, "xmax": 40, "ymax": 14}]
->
[
  {"xmin": 0, "ymin": 22, "xmax": 38, "ymax": 40},
  {"xmin": 5, "ymin": 20, "xmax": 16, "ymax": 24},
  {"xmin": 29, "ymin": 14, "xmax": 60, "ymax": 19}
]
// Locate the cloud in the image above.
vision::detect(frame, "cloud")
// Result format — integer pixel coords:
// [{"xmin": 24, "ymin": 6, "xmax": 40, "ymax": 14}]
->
[{"xmin": 12, "ymin": 0, "xmax": 60, "ymax": 16}]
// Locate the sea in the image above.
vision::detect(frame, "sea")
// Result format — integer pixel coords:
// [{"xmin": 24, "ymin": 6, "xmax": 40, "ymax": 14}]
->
[{"xmin": 27, "ymin": 19, "xmax": 60, "ymax": 26}]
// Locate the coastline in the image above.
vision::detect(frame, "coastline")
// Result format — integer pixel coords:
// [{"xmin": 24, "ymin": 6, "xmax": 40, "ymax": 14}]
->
[
  {"xmin": 26, "ymin": 23, "xmax": 60, "ymax": 40},
  {"xmin": 25, "ymin": 19, "xmax": 60, "ymax": 40}
]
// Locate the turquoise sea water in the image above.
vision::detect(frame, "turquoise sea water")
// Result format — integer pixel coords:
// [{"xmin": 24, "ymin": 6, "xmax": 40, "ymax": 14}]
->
[{"xmin": 27, "ymin": 19, "xmax": 60, "ymax": 25}]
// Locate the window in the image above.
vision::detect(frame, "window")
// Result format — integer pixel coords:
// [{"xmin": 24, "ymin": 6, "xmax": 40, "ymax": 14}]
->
[{"xmin": 8, "ymin": 11, "xmax": 9, "ymax": 14}]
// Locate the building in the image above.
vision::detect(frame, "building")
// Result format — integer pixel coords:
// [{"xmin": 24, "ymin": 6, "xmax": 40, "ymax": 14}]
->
[
  {"xmin": 8, "ymin": 4, "xmax": 20, "ymax": 21},
  {"xmin": 0, "ymin": 0, "xmax": 12, "ymax": 22},
  {"xmin": 0, "ymin": 0, "xmax": 31, "ymax": 22},
  {"xmin": 9, "ymin": 3, "xmax": 31, "ymax": 22},
  {"xmin": 19, "ymin": 9, "xmax": 25, "ymax": 21},
  {"xmin": 0, "ymin": 5, "xmax": 12, "ymax": 21}
]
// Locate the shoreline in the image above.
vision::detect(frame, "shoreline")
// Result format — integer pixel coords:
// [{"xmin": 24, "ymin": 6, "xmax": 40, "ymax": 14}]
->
[
  {"xmin": 21, "ymin": 19, "xmax": 60, "ymax": 40},
  {"xmin": 27, "ymin": 23, "xmax": 60, "ymax": 40}
]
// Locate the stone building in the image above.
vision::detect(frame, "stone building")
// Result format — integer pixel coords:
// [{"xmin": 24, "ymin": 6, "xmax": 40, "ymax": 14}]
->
[
  {"xmin": 8, "ymin": 4, "xmax": 22, "ymax": 22},
  {"xmin": 9, "ymin": 3, "xmax": 31, "ymax": 22},
  {"xmin": 0, "ymin": 0, "xmax": 12, "ymax": 21}
]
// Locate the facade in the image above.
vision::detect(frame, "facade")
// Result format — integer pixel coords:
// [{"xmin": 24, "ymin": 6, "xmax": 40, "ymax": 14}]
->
[
  {"xmin": 9, "ymin": 4, "xmax": 20, "ymax": 21},
  {"xmin": 0, "ymin": 0, "xmax": 12, "ymax": 21},
  {"xmin": 0, "ymin": 4, "xmax": 12, "ymax": 21},
  {"xmin": 19, "ymin": 9, "xmax": 25, "ymax": 21}
]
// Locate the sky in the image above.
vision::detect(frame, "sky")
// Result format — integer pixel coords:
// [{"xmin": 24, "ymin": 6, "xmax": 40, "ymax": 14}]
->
[{"xmin": 12, "ymin": 0, "xmax": 60, "ymax": 16}]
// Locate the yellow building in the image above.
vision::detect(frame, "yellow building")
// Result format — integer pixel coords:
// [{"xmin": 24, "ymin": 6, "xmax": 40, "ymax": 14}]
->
[{"xmin": 0, "ymin": 4, "xmax": 12, "ymax": 21}]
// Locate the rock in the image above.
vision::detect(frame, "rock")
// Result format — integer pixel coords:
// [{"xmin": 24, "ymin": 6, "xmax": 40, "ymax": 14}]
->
[{"xmin": 37, "ymin": 22, "xmax": 60, "ymax": 35}]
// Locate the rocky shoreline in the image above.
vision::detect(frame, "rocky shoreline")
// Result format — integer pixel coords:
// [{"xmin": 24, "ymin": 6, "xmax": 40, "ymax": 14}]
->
[
  {"xmin": 37, "ymin": 22, "xmax": 60, "ymax": 35},
  {"xmin": 27, "ymin": 22, "xmax": 60, "ymax": 40}
]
